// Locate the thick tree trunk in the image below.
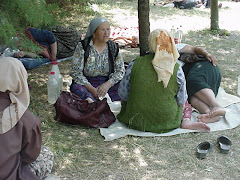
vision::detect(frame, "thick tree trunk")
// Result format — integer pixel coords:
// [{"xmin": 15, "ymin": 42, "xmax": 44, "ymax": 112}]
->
[
  {"xmin": 210, "ymin": 0, "xmax": 219, "ymax": 30},
  {"xmin": 138, "ymin": 0, "xmax": 150, "ymax": 56}
]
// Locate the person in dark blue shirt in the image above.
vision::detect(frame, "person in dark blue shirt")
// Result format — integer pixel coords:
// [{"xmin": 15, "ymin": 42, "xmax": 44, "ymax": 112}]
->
[{"xmin": 14, "ymin": 27, "xmax": 57, "ymax": 60}]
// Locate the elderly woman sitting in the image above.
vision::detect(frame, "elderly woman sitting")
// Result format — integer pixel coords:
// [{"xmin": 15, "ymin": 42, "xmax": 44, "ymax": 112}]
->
[
  {"xmin": 70, "ymin": 17, "xmax": 125, "ymax": 103},
  {"xmin": 117, "ymin": 29, "xmax": 210, "ymax": 133}
]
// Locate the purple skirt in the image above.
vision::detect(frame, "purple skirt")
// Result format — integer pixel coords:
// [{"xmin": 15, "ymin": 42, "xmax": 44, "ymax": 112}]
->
[{"xmin": 70, "ymin": 76, "xmax": 121, "ymax": 102}]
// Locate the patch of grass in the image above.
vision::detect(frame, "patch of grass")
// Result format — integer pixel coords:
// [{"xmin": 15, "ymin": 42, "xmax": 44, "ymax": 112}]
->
[
  {"xmin": 183, "ymin": 29, "xmax": 240, "ymax": 95},
  {"xmin": 28, "ymin": 0, "xmax": 240, "ymax": 179},
  {"xmin": 200, "ymin": 28, "xmax": 231, "ymax": 36}
]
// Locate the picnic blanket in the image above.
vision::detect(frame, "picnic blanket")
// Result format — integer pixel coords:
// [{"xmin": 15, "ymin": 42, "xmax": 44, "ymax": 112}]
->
[
  {"xmin": 81, "ymin": 27, "xmax": 139, "ymax": 48},
  {"xmin": 110, "ymin": 27, "xmax": 139, "ymax": 48},
  {"xmin": 100, "ymin": 87, "xmax": 240, "ymax": 141}
]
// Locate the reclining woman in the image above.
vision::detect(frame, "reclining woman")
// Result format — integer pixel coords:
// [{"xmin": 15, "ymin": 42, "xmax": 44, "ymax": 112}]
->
[
  {"xmin": 176, "ymin": 43, "xmax": 225, "ymax": 123},
  {"xmin": 70, "ymin": 17, "xmax": 125, "ymax": 103},
  {"xmin": 117, "ymin": 29, "xmax": 210, "ymax": 133},
  {"xmin": 13, "ymin": 27, "xmax": 57, "ymax": 61}
]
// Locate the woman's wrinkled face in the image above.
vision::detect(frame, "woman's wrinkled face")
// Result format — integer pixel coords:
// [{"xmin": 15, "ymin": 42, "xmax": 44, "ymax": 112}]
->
[{"xmin": 93, "ymin": 22, "xmax": 110, "ymax": 43}]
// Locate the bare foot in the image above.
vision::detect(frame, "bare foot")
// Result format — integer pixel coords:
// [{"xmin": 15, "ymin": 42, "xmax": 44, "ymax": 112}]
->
[
  {"xmin": 209, "ymin": 107, "xmax": 226, "ymax": 118},
  {"xmin": 197, "ymin": 114, "xmax": 220, "ymax": 123},
  {"xmin": 181, "ymin": 118, "xmax": 210, "ymax": 131}
]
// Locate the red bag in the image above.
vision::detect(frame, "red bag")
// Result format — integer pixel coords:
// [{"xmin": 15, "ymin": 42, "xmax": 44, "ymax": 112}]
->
[{"xmin": 54, "ymin": 91, "xmax": 116, "ymax": 128}]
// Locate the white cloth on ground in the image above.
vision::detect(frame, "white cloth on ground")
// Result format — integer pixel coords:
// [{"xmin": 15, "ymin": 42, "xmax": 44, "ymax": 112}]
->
[{"xmin": 100, "ymin": 87, "xmax": 240, "ymax": 141}]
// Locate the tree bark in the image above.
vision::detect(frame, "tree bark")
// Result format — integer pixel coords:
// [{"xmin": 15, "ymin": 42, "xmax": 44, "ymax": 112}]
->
[
  {"xmin": 138, "ymin": 0, "xmax": 150, "ymax": 56},
  {"xmin": 210, "ymin": 0, "xmax": 219, "ymax": 30}
]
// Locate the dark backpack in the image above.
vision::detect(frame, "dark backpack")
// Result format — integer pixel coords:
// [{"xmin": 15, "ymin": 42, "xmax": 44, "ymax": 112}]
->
[
  {"xmin": 81, "ymin": 38, "xmax": 119, "ymax": 74},
  {"xmin": 52, "ymin": 26, "xmax": 81, "ymax": 59}
]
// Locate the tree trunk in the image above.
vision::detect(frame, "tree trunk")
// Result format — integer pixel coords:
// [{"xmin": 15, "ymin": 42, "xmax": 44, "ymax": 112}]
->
[
  {"xmin": 138, "ymin": 0, "xmax": 150, "ymax": 56},
  {"xmin": 210, "ymin": 0, "xmax": 219, "ymax": 30}
]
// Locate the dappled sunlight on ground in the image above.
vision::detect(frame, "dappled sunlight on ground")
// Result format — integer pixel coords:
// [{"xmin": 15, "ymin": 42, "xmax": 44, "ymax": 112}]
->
[
  {"xmin": 26, "ymin": 1, "xmax": 240, "ymax": 179},
  {"xmin": 105, "ymin": 8, "xmax": 138, "ymax": 27},
  {"xmin": 219, "ymin": 2, "xmax": 240, "ymax": 31},
  {"xmin": 102, "ymin": 1, "xmax": 240, "ymax": 34}
]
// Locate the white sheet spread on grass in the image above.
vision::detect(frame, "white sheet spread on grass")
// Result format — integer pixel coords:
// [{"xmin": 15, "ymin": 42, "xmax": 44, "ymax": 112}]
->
[{"xmin": 100, "ymin": 88, "xmax": 240, "ymax": 141}]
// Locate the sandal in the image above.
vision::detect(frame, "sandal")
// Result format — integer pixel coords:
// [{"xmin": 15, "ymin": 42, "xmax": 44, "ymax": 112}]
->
[
  {"xmin": 196, "ymin": 141, "xmax": 213, "ymax": 159},
  {"xmin": 217, "ymin": 135, "xmax": 232, "ymax": 154}
]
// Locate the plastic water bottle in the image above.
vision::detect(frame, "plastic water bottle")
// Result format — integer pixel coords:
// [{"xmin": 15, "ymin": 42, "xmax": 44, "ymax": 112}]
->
[
  {"xmin": 170, "ymin": 26, "xmax": 176, "ymax": 39},
  {"xmin": 178, "ymin": 25, "xmax": 183, "ymax": 43},
  {"xmin": 51, "ymin": 61, "xmax": 63, "ymax": 96},
  {"xmin": 238, "ymin": 75, "xmax": 240, "ymax": 96},
  {"xmin": 47, "ymin": 72, "xmax": 59, "ymax": 104},
  {"xmin": 174, "ymin": 28, "xmax": 180, "ymax": 44}
]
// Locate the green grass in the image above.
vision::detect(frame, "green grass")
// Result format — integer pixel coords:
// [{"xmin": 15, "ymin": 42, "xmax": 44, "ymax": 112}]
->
[{"xmin": 28, "ymin": 0, "xmax": 240, "ymax": 179}]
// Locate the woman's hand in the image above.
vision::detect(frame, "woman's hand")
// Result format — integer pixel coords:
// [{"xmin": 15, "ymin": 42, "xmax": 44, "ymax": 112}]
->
[
  {"xmin": 97, "ymin": 81, "xmax": 112, "ymax": 98},
  {"xmin": 84, "ymin": 84, "xmax": 98, "ymax": 100},
  {"xmin": 89, "ymin": 87, "xmax": 99, "ymax": 100},
  {"xmin": 205, "ymin": 53, "xmax": 218, "ymax": 66}
]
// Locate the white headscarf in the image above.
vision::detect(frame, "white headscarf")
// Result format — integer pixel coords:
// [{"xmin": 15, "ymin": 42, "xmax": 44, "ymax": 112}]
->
[
  {"xmin": 148, "ymin": 29, "xmax": 179, "ymax": 88},
  {"xmin": 85, "ymin": 17, "xmax": 108, "ymax": 39},
  {"xmin": 0, "ymin": 57, "xmax": 30, "ymax": 134}
]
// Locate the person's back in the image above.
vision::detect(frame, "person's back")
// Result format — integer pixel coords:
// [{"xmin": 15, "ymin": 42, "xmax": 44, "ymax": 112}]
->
[
  {"xmin": 0, "ymin": 57, "xmax": 42, "ymax": 180},
  {"xmin": 26, "ymin": 27, "xmax": 56, "ymax": 51},
  {"xmin": 117, "ymin": 54, "xmax": 182, "ymax": 133},
  {"xmin": 117, "ymin": 29, "xmax": 184, "ymax": 133},
  {"xmin": 0, "ymin": 92, "xmax": 42, "ymax": 180}
]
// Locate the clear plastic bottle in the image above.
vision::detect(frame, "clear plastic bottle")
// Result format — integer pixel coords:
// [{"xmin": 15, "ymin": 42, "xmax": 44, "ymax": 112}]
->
[
  {"xmin": 178, "ymin": 25, "xmax": 183, "ymax": 43},
  {"xmin": 47, "ymin": 72, "xmax": 59, "ymax": 104},
  {"xmin": 170, "ymin": 26, "xmax": 176, "ymax": 39},
  {"xmin": 51, "ymin": 61, "xmax": 63, "ymax": 96},
  {"xmin": 238, "ymin": 75, "xmax": 240, "ymax": 96},
  {"xmin": 174, "ymin": 28, "xmax": 179, "ymax": 44}
]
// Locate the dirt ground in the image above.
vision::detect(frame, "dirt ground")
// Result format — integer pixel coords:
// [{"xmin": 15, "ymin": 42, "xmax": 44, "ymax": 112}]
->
[
  {"xmin": 107, "ymin": 1, "xmax": 240, "ymax": 32},
  {"xmin": 31, "ymin": 1, "xmax": 240, "ymax": 179}
]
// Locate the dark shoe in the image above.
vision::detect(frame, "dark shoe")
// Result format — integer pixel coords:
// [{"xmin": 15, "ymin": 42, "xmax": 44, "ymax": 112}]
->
[
  {"xmin": 217, "ymin": 135, "xmax": 232, "ymax": 154},
  {"xmin": 196, "ymin": 141, "xmax": 213, "ymax": 159}
]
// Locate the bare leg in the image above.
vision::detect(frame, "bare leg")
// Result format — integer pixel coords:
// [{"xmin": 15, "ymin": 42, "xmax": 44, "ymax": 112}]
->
[
  {"xmin": 193, "ymin": 88, "xmax": 222, "ymax": 111},
  {"xmin": 197, "ymin": 107, "xmax": 225, "ymax": 123},
  {"xmin": 197, "ymin": 114, "xmax": 220, "ymax": 123},
  {"xmin": 181, "ymin": 118, "xmax": 210, "ymax": 131},
  {"xmin": 190, "ymin": 88, "xmax": 226, "ymax": 123},
  {"xmin": 190, "ymin": 95, "xmax": 211, "ymax": 114},
  {"xmin": 209, "ymin": 107, "xmax": 226, "ymax": 117},
  {"xmin": 180, "ymin": 101, "xmax": 210, "ymax": 131}
]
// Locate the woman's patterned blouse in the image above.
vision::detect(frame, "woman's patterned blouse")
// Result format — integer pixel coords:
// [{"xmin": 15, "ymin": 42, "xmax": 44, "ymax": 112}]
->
[{"xmin": 70, "ymin": 40, "xmax": 125, "ymax": 86}]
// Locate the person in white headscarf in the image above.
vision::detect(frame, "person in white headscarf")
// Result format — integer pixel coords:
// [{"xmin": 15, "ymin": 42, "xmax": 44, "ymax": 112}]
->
[
  {"xmin": 117, "ymin": 29, "xmax": 210, "ymax": 133},
  {"xmin": 70, "ymin": 17, "xmax": 125, "ymax": 103},
  {"xmin": 0, "ymin": 57, "xmax": 53, "ymax": 180}
]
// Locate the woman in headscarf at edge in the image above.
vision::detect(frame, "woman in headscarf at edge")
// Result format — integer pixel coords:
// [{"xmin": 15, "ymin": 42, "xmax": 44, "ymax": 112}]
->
[
  {"xmin": 70, "ymin": 17, "xmax": 125, "ymax": 103},
  {"xmin": 0, "ymin": 57, "xmax": 54, "ymax": 180},
  {"xmin": 0, "ymin": 57, "xmax": 42, "ymax": 179},
  {"xmin": 117, "ymin": 29, "xmax": 210, "ymax": 133}
]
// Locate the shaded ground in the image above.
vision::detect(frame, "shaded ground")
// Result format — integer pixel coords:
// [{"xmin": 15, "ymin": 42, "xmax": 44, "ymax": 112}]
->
[{"xmin": 28, "ymin": 1, "xmax": 240, "ymax": 179}]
